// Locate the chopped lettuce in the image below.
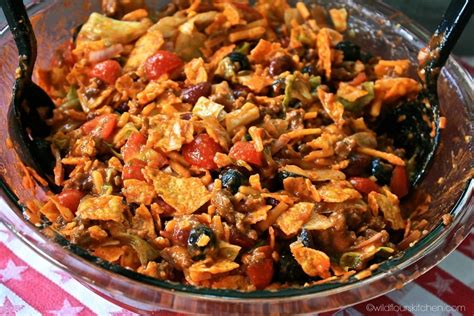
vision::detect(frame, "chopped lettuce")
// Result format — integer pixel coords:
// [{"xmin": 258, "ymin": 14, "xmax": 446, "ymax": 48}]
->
[
  {"xmin": 154, "ymin": 15, "xmax": 186, "ymax": 38},
  {"xmin": 175, "ymin": 30, "xmax": 206, "ymax": 61},
  {"xmin": 51, "ymin": 131, "xmax": 70, "ymax": 152},
  {"xmin": 78, "ymin": 12, "xmax": 151, "ymax": 46},
  {"xmin": 339, "ymin": 252, "xmax": 363, "ymax": 270},
  {"xmin": 215, "ymin": 57, "xmax": 237, "ymax": 80},
  {"xmin": 338, "ymin": 81, "xmax": 374, "ymax": 112},
  {"xmin": 218, "ymin": 241, "xmax": 242, "ymax": 261},
  {"xmin": 340, "ymin": 246, "xmax": 395, "ymax": 271},
  {"xmin": 174, "ymin": 11, "xmax": 217, "ymax": 61},
  {"xmin": 116, "ymin": 233, "xmax": 159, "ymax": 265},
  {"xmin": 283, "ymin": 73, "xmax": 320, "ymax": 109},
  {"xmin": 59, "ymin": 86, "xmax": 81, "ymax": 111},
  {"xmin": 112, "ymin": 122, "xmax": 139, "ymax": 148},
  {"xmin": 225, "ymin": 102, "xmax": 260, "ymax": 133},
  {"xmin": 235, "ymin": 42, "xmax": 252, "ymax": 55},
  {"xmin": 192, "ymin": 97, "xmax": 226, "ymax": 120}
]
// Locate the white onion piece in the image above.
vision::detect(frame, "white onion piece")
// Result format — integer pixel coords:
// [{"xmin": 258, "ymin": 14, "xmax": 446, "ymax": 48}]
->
[{"xmin": 88, "ymin": 44, "xmax": 124, "ymax": 63}]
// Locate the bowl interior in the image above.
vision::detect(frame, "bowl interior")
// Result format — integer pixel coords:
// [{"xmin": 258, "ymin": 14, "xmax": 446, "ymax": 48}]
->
[{"xmin": 0, "ymin": 0, "xmax": 472, "ymax": 314}]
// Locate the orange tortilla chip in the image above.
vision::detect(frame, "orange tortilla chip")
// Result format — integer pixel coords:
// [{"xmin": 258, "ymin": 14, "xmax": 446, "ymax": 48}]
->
[
  {"xmin": 148, "ymin": 114, "xmax": 194, "ymax": 152},
  {"xmin": 249, "ymin": 39, "xmax": 283, "ymax": 64},
  {"xmin": 145, "ymin": 168, "xmax": 210, "ymax": 215},
  {"xmin": 93, "ymin": 245, "xmax": 125, "ymax": 262},
  {"xmin": 276, "ymin": 202, "xmax": 314, "ymax": 235},
  {"xmin": 77, "ymin": 195, "xmax": 125, "ymax": 222}
]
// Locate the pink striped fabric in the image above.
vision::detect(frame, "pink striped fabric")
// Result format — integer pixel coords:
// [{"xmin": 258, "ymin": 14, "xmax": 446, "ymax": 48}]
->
[{"xmin": 0, "ymin": 221, "xmax": 472, "ymax": 315}]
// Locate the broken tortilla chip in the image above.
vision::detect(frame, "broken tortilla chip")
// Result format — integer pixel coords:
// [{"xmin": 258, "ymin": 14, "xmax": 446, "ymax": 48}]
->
[
  {"xmin": 145, "ymin": 168, "xmax": 210, "ymax": 215},
  {"xmin": 147, "ymin": 114, "xmax": 194, "ymax": 152},
  {"xmin": 77, "ymin": 195, "xmax": 125, "ymax": 222}
]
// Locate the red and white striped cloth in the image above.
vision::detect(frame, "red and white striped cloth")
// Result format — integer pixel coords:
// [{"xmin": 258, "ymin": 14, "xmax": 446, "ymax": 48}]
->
[{"xmin": 0, "ymin": 221, "xmax": 472, "ymax": 316}]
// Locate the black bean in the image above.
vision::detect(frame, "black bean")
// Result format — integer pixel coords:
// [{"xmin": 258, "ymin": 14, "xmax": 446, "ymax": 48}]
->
[
  {"xmin": 269, "ymin": 78, "xmax": 286, "ymax": 97},
  {"xmin": 301, "ymin": 64, "xmax": 317, "ymax": 75},
  {"xmin": 265, "ymin": 197, "xmax": 280, "ymax": 207},
  {"xmin": 220, "ymin": 168, "xmax": 248, "ymax": 194},
  {"xmin": 335, "ymin": 41, "xmax": 361, "ymax": 61},
  {"xmin": 181, "ymin": 82, "xmax": 212, "ymax": 105},
  {"xmin": 360, "ymin": 52, "xmax": 374, "ymax": 63},
  {"xmin": 231, "ymin": 84, "xmax": 251, "ymax": 99},
  {"xmin": 115, "ymin": 101, "xmax": 129, "ymax": 114},
  {"xmin": 371, "ymin": 159, "xmax": 393, "ymax": 185},
  {"xmin": 273, "ymin": 170, "xmax": 305, "ymax": 191},
  {"xmin": 187, "ymin": 225, "xmax": 217, "ymax": 260},
  {"xmin": 277, "ymin": 170, "xmax": 304, "ymax": 182},
  {"xmin": 344, "ymin": 153, "xmax": 372, "ymax": 177},
  {"xmin": 277, "ymin": 250, "xmax": 306, "ymax": 283},
  {"xmin": 268, "ymin": 55, "xmax": 294, "ymax": 76},
  {"xmin": 227, "ymin": 52, "xmax": 251, "ymax": 71}
]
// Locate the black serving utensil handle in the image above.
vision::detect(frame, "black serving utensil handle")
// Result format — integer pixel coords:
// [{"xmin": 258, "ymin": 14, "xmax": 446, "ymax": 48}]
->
[
  {"xmin": 421, "ymin": 0, "xmax": 473, "ymax": 93},
  {"xmin": 1, "ymin": 0, "xmax": 37, "ymax": 80},
  {"xmin": 414, "ymin": 0, "xmax": 473, "ymax": 184},
  {"xmin": 1, "ymin": 0, "xmax": 59, "ymax": 191},
  {"xmin": 378, "ymin": 0, "xmax": 472, "ymax": 188},
  {"xmin": 411, "ymin": 0, "xmax": 473, "ymax": 186}
]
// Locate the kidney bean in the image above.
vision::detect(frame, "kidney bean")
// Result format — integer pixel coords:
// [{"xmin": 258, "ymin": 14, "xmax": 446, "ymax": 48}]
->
[
  {"xmin": 232, "ymin": 84, "xmax": 251, "ymax": 99},
  {"xmin": 344, "ymin": 153, "xmax": 372, "ymax": 177},
  {"xmin": 229, "ymin": 228, "xmax": 255, "ymax": 248},
  {"xmin": 245, "ymin": 246, "xmax": 274, "ymax": 289},
  {"xmin": 181, "ymin": 82, "xmax": 212, "ymax": 105},
  {"xmin": 268, "ymin": 55, "xmax": 294, "ymax": 76},
  {"xmin": 301, "ymin": 64, "xmax": 317, "ymax": 75}
]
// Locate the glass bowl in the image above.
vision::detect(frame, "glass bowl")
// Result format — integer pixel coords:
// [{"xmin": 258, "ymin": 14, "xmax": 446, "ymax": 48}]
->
[{"xmin": 0, "ymin": 0, "xmax": 472, "ymax": 314}]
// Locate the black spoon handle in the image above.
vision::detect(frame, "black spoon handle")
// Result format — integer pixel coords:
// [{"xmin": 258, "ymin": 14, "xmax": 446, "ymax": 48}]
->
[
  {"xmin": 423, "ymin": 0, "xmax": 473, "ymax": 91},
  {"xmin": 0, "ymin": 0, "xmax": 37, "ymax": 79}
]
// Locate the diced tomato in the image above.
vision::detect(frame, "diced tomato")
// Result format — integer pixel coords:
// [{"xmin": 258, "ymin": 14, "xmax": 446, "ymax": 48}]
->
[
  {"xmin": 349, "ymin": 177, "xmax": 380, "ymax": 194},
  {"xmin": 182, "ymin": 134, "xmax": 223, "ymax": 170},
  {"xmin": 349, "ymin": 72, "xmax": 367, "ymax": 86},
  {"xmin": 390, "ymin": 166, "xmax": 409, "ymax": 198},
  {"xmin": 81, "ymin": 114, "xmax": 117, "ymax": 140},
  {"xmin": 122, "ymin": 132, "xmax": 147, "ymax": 163},
  {"xmin": 122, "ymin": 133, "xmax": 168, "ymax": 168},
  {"xmin": 245, "ymin": 246, "xmax": 274, "ymax": 289},
  {"xmin": 144, "ymin": 50, "xmax": 183, "ymax": 80},
  {"xmin": 229, "ymin": 141, "xmax": 263, "ymax": 166},
  {"xmin": 230, "ymin": 228, "xmax": 256, "ymax": 248},
  {"xmin": 171, "ymin": 226, "xmax": 191, "ymax": 246},
  {"xmin": 90, "ymin": 60, "xmax": 122, "ymax": 85},
  {"xmin": 247, "ymin": 259, "xmax": 274, "ymax": 289},
  {"xmin": 122, "ymin": 159, "xmax": 146, "ymax": 181},
  {"xmin": 58, "ymin": 189, "xmax": 84, "ymax": 214}
]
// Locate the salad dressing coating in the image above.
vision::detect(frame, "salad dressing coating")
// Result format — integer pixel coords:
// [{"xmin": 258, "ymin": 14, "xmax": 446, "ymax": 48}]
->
[{"xmin": 32, "ymin": 0, "xmax": 426, "ymax": 290}]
